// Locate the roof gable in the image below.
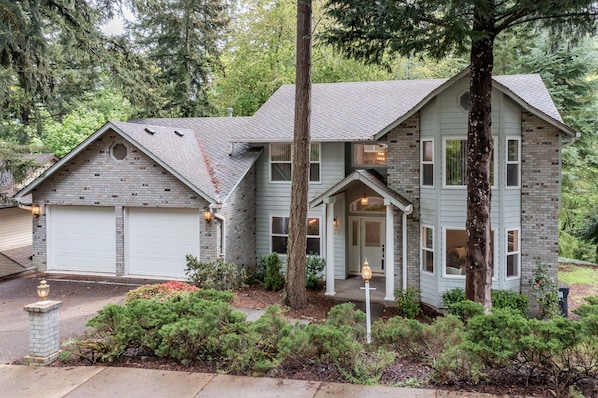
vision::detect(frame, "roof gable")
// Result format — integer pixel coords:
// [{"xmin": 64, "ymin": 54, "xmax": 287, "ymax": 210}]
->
[{"xmin": 236, "ymin": 68, "xmax": 575, "ymax": 143}]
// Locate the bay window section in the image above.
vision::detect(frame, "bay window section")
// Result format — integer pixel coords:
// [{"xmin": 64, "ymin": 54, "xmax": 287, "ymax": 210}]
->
[
  {"xmin": 421, "ymin": 139, "xmax": 434, "ymax": 186},
  {"xmin": 421, "ymin": 226, "xmax": 434, "ymax": 274},
  {"xmin": 444, "ymin": 138, "xmax": 494, "ymax": 187},
  {"xmin": 270, "ymin": 143, "xmax": 320, "ymax": 182},
  {"xmin": 271, "ymin": 216, "xmax": 321, "ymax": 255}
]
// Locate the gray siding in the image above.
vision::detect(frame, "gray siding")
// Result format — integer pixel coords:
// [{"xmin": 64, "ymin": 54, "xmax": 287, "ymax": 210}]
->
[
  {"xmin": 255, "ymin": 142, "xmax": 345, "ymax": 261},
  {"xmin": 0, "ymin": 207, "xmax": 32, "ymax": 251}
]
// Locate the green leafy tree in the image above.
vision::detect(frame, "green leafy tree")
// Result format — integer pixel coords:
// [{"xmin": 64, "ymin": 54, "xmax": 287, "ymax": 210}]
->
[
  {"xmin": 128, "ymin": 0, "xmax": 230, "ymax": 117},
  {"xmin": 324, "ymin": 0, "xmax": 598, "ymax": 310}
]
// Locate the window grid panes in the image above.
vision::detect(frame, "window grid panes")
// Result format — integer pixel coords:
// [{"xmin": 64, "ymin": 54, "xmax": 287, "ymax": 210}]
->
[
  {"xmin": 507, "ymin": 138, "xmax": 520, "ymax": 187},
  {"xmin": 421, "ymin": 227, "xmax": 434, "ymax": 273},
  {"xmin": 506, "ymin": 229, "xmax": 519, "ymax": 278},
  {"xmin": 271, "ymin": 216, "xmax": 320, "ymax": 255},
  {"xmin": 270, "ymin": 143, "xmax": 320, "ymax": 182},
  {"xmin": 422, "ymin": 140, "xmax": 434, "ymax": 186}
]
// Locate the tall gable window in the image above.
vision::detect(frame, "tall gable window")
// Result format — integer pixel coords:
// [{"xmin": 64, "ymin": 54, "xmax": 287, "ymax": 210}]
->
[
  {"xmin": 270, "ymin": 143, "xmax": 320, "ymax": 182},
  {"xmin": 271, "ymin": 216, "xmax": 321, "ymax": 255},
  {"xmin": 421, "ymin": 226, "xmax": 434, "ymax": 274},
  {"xmin": 353, "ymin": 143, "xmax": 388, "ymax": 167},
  {"xmin": 421, "ymin": 139, "xmax": 434, "ymax": 186},
  {"xmin": 444, "ymin": 138, "xmax": 495, "ymax": 187},
  {"xmin": 506, "ymin": 138, "xmax": 520, "ymax": 188},
  {"xmin": 506, "ymin": 229, "xmax": 520, "ymax": 278}
]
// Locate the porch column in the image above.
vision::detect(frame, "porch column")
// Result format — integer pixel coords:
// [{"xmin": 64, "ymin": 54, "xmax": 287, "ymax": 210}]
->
[
  {"xmin": 325, "ymin": 199, "xmax": 336, "ymax": 296},
  {"xmin": 384, "ymin": 201, "xmax": 395, "ymax": 301}
]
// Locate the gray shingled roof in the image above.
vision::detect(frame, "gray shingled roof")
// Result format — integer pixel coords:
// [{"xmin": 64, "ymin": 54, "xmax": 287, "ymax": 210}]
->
[
  {"xmin": 235, "ymin": 73, "xmax": 571, "ymax": 143},
  {"xmin": 127, "ymin": 117, "xmax": 261, "ymax": 202}
]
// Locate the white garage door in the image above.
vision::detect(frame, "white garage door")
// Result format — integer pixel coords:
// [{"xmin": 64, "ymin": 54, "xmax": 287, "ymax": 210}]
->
[
  {"xmin": 48, "ymin": 206, "xmax": 116, "ymax": 273},
  {"xmin": 126, "ymin": 208, "xmax": 200, "ymax": 278}
]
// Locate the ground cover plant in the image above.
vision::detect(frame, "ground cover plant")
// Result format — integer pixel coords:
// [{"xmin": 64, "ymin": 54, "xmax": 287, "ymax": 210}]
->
[{"xmin": 56, "ymin": 279, "xmax": 598, "ymax": 397}]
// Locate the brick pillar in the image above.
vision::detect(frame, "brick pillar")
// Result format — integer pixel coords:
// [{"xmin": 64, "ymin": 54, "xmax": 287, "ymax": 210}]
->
[{"xmin": 23, "ymin": 300, "xmax": 63, "ymax": 366}]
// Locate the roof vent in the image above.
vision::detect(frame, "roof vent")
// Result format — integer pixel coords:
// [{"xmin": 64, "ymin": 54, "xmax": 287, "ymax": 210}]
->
[
  {"xmin": 174, "ymin": 130, "xmax": 184, "ymax": 137},
  {"xmin": 144, "ymin": 127, "xmax": 156, "ymax": 135},
  {"xmin": 227, "ymin": 107, "xmax": 233, "ymax": 117}
]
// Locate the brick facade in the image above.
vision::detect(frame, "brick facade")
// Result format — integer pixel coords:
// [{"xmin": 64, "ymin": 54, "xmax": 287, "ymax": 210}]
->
[
  {"xmin": 387, "ymin": 114, "xmax": 421, "ymax": 290},
  {"xmin": 31, "ymin": 129, "xmax": 215, "ymax": 274},
  {"xmin": 520, "ymin": 112, "xmax": 561, "ymax": 296}
]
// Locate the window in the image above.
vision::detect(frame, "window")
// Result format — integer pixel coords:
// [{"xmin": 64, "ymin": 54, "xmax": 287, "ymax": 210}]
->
[
  {"xmin": 459, "ymin": 91, "xmax": 470, "ymax": 111},
  {"xmin": 444, "ymin": 138, "xmax": 494, "ymax": 187},
  {"xmin": 445, "ymin": 229, "xmax": 466, "ymax": 276},
  {"xmin": 506, "ymin": 229, "xmax": 520, "ymax": 278},
  {"xmin": 421, "ymin": 226, "xmax": 434, "ymax": 274},
  {"xmin": 506, "ymin": 138, "xmax": 520, "ymax": 187},
  {"xmin": 444, "ymin": 139, "xmax": 467, "ymax": 186},
  {"xmin": 353, "ymin": 143, "xmax": 388, "ymax": 166},
  {"xmin": 270, "ymin": 143, "xmax": 320, "ymax": 182},
  {"xmin": 271, "ymin": 216, "xmax": 321, "ymax": 255},
  {"xmin": 421, "ymin": 139, "xmax": 434, "ymax": 186},
  {"xmin": 111, "ymin": 143, "xmax": 128, "ymax": 161}
]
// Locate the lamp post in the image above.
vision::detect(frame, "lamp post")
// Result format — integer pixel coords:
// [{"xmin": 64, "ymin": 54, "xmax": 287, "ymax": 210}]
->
[
  {"xmin": 361, "ymin": 259, "xmax": 373, "ymax": 344},
  {"xmin": 37, "ymin": 280, "xmax": 50, "ymax": 301}
]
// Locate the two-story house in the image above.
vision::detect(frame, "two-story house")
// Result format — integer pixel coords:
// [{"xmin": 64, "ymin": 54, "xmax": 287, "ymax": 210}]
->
[{"xmin": 16, "ymin": 69, "xmax": 575, "ymax": 309}]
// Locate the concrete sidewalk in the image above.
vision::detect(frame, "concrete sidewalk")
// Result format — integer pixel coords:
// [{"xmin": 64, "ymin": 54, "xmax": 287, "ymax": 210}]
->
[{"xmin": 0, "ymin": 365, "xmax": 502, "ymax": 398}]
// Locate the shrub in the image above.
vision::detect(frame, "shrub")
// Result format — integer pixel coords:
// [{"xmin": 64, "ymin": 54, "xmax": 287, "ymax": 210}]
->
[
  {"xmin": 394, "ymin": 288, "xmax": 421, "ymax": 319},
  {"xmin": 442, "ymin": 287, "xmax": 528, "ymax": 318},
  {"xmin": 528, "ymin": 261, "xmax": 560, "ymax": 318},
  {"xmin": 125, "ymin": 281, "xmax": 198, "ymax": 303},
  {"xmin": 260, "ymin": 252, "xmax": 285, "ymax": 291},
  {"xmin": 305, "ymin": 254, "xmax": 325, "ymax": 290},
  {"xmin": 185, "ymin": 255, "xmax": 247, "ymax": 290},
  {"xmin": 447, "ymin": 300, "xmax": 485, "ymax": 322}
]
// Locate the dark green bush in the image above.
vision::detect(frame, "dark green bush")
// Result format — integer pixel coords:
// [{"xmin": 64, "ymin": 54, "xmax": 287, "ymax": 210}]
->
[
  {"xmin": 442, "ymin": 288, "xmax": 528, "ymax": 318},
  {"xmin": 447, "ymin": 300, "xmax": 484, "ymax": 322},
  {"xmin": 394, "ymin": 288, "xmax": 421, "ymax": 319},
  {"xmin": 185, "ymin": 255, "xmax": 247, "ymax": 290},
  {"xmin": 305, "ymin": 255, "xmax": 325, "ymax": 290},
  {"xmin": 260, "ymin": 253, "xmax": 285, "ymax": 291},
  {"xmin": 441, "ymin": 288, "xmax": 465, "ymax": 307},
  {"xmin": 573, "ymin": 295, "xmax": 598, "ymax": 318}
]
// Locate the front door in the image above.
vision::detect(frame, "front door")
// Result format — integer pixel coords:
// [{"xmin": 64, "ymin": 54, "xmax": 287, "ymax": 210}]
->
[{"xmin": 348, "ymin": 217, "xmax": 386, "ymax": 275}]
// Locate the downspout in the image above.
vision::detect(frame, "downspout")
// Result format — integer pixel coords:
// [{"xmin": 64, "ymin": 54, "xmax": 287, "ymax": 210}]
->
[
  {"xmin": 402, "ymin": 204, "xmax": 413, "ymax": 291},
  {"xmin": 209, "ymin": 204, "xmax": 225, "ymax": 259}
]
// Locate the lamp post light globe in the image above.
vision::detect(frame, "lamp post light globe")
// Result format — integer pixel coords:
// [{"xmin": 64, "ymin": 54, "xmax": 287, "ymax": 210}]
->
[
  {"xmin": 361, "ymin": 259, "xmax": 372, "ymax": 281},
  {"xmin": 37, "ymin": 279, "xmax": 50, "ymax": 301}
]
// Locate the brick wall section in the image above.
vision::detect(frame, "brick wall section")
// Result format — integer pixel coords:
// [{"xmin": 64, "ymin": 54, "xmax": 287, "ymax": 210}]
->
[
  {"xmin": 23, "ymin": 300, "xmax": 62, "ymax": 365},
  {"xmin": 520, "ymin": 112, "xmax": 561, "ymax": 298},
  {"xmin": 31, "ymin": 130, "xmax": 214, "ymax": 274},
  {"xmin": 220, "ymin": 165, "xmax": 257, "ymax": 271},
  {"xmin": 387, "ymin": 114, "xmax": 421, "ymax": 290}
]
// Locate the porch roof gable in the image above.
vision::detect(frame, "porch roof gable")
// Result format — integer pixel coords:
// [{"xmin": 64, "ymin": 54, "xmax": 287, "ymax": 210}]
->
[{"xmin": 310, "ymin": 169, "xmax": 413, "ymax": 214}]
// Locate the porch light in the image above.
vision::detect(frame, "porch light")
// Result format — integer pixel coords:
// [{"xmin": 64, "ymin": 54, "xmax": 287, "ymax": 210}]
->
[
  {"xmin": 361, "ymin": 258, "xmax": 373, "ymax": 343},
  {"xmin": 361, "ymin": 193, "xmax": 369, "ymax": 207},
  {"xmin": 31, "ymin": 204, "xmax": 42, "ymax": 217},
  {"xmin": 37, "ymin": 279, "xmax": 50, "ymax": 301},
  {"xmin": 333, "ymin": 218, "xmax": 338, "ymax": 227},
  {"xmin": 203, "ymin": 210, "xmax": 213, "ymax": 223},
  {"xmin": 361, "ymin": 259, "xmax": 372, "ymax": 281}
]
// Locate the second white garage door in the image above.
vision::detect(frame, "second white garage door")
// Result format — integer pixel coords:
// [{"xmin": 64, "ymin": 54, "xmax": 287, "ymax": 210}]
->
[{"xmin": 126, "ymin": 208, "xmax": 200, "ymax": 278}]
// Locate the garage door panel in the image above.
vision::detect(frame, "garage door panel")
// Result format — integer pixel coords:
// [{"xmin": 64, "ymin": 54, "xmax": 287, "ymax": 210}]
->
[
  {"xmin": 127, "ymin": 208, "xmax": 200, "ymax": 278},
  {"xmin": 48, "ymin": 206, "xmax": 116, "ymax": 273}
]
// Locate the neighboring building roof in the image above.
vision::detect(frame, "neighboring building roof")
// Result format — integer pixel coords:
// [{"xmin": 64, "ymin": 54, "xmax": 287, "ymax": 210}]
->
[{"xmin": 235, "ymin": 71, "xmax": 575, "ymax": 143}]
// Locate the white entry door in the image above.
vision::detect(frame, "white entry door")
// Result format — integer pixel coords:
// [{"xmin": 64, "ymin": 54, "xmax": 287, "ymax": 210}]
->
[{"xmin": 348, "ymin": 217, "xmax": 386, "ymax": 275}]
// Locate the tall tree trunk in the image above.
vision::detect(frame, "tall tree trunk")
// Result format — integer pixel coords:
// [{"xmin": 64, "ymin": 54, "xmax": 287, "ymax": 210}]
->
[
  {"xmin": 284, "ymin": 0, "xmax": 312, "ymax": 309},
  {"xmin": 465, "ymin": 1, "xmax": 495, "ymax": 312}
]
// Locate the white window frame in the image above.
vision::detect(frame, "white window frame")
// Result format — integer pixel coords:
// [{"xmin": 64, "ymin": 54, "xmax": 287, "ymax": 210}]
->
[
  {"xmin": 269, "ymin": 143, "xmax": 321, "ymax": 183},
  {"xmin": 506, "ymin": 137, "xmax": 521, "ymax": 189},
  {"xmin": 443, "ymin": 137, "xmax": 496, "ymax": 189},
  {"xmin": 421, "ymin": 225, "xmax": 434, "ymax": 275},
  {"xmin": 443, "ymin": 227, "xmax": 496, "ymax": 279},
  {"xmin": 270, "ymin": 215, "xmax": 321, "ymax": 256},
  {"xmin": 421, "ymin": 139, "xmax": 434, "ymax": 187},
  {"xmin": 506, "ymin": 228, "xmax": 521, "ymax": 280}
]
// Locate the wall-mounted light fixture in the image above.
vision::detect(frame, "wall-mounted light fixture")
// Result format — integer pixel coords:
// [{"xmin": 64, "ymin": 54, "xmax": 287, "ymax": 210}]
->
[
  {"xmin": 31, "ymin": 204, "xmax": 42, "ymax": 217},
  {"xmin": 203, "ymin": 210, "xmax": 213, "ymax": 223},
  {"xmin": 333, "ymin": 217, "xmax": 338, "ymax": 227}
]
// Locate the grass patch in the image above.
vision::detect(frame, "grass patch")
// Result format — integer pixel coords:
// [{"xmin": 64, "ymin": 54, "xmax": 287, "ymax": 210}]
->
[{"xmin": 559, "ymin": 263, "xmax": 598, "ymax": 285}]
